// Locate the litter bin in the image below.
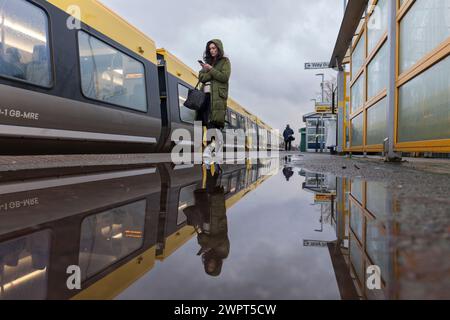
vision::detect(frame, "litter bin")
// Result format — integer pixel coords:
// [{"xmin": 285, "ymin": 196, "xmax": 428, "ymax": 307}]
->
[{"xmin": 300, "ymin": 128, "xmax": 306, "ymax": 152}]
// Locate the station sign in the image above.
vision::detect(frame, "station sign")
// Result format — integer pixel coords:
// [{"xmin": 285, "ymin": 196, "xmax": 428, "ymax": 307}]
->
[
  {"xmin": 315, "ymin": 103, "xmax": 332, "ymax": 114},
  {"xmin": 314, "ymin": 194, "xmax": 333, "ymax": 203},
  {"xmin": 304, "ymin": 62, "xmax": 330, "ymax": 70}
]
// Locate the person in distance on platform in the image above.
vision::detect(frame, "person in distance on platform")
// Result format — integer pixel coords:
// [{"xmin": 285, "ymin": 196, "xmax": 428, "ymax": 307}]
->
[{"xmin": 283, "ymin": 124, "xmax": 295, "ymax": 151}]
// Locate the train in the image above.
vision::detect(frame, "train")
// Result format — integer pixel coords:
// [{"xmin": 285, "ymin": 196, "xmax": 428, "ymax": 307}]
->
[
  {"xmin": 0, "ymin": 0, "xmax": 283, "ymax": 155},
  {"xmin": 0, "ymin": 159, "xmax": 279, "ymax": 299}
]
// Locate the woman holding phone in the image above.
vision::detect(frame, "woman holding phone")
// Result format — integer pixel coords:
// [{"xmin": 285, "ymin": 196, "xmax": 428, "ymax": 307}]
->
[{"xmin": 197, "ymin": 39, "xmax": 231, "ymax": 155}]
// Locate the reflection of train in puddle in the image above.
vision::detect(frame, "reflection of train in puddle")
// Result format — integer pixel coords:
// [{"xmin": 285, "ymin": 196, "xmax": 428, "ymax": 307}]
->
[{"xmin": 0, "ymin": 160, "xmax": 278, "ymax": 299}]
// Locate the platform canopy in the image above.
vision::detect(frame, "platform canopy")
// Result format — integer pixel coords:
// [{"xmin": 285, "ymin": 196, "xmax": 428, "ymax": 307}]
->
[{"xmin": 329, "ymin": 0, "xmax": 369, "ymax": 69}]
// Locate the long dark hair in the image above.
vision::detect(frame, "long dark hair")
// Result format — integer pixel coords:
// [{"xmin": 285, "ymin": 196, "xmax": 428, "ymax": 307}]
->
[
  {"xmin": 202, "ymin": 250, "xmax": 224, "ymax": 277},
  {"xmin": 203, "ymin": 41, "xmax": 223, "ymax": 66}
]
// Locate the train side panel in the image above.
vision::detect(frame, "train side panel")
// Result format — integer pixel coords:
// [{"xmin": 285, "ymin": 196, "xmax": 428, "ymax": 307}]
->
[{"xmin": 0, "ymin": 0, "xmax": 161, "ymax": 154}]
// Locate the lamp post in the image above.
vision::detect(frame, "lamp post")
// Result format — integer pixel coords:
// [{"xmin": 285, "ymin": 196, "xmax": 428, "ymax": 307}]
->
[
  {"xmin": 310, "ymin": 99, "xmax": 319, "ymax": 153},
  {"xmin": 315, "ymin": 75, "xmax": 326, "ymax": 153},
  {"xmin": 315, "ymin": 73, "xmax": 325, "ymax": 103}
]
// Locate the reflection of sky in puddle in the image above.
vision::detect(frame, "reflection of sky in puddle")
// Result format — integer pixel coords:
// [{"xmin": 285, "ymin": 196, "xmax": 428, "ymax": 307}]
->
[{"xmin": 119, "ymin": 166, "xmax": 342, "ymax": 300}]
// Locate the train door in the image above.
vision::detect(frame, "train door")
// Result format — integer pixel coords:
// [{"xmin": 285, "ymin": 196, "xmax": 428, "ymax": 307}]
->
[
  {"xmin": 156, "ymin": 55, "xmax": 197, "ymax": 153},
  {"xmin": 156, "ymin": 163, "xmax": 202, "ymax": 260}
]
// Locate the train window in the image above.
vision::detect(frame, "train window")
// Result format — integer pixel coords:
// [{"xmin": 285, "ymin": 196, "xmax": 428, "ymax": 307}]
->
[
  {"xmin": 230, "ymin": 176, "xmax": 238, "ymax": 193},
  {"xmin": 78, "ymin": 31, "xmax": 147, "ymax": 112},
  {"xmin": 221, "ymin": 175, "xmax": 230, "ymax": 193},
  {"xmin": 0, "ymin": 0, "xmax": 52, "ymax": 87},
  {"xmin": 178, "ymin": 184, "xmax": 198, "ymax": 225},
  {"xmin": 178, "ymin": 83, "xmax": 196, "ymax": 123},
  {"xmin": 251, "ymin": 123, "xmax": 258, "ymax": 144},
  {"xmin": 230, "ymin": 112, "xmax": 238, "ymax": 127},
  {"xmin": 238, "ymin": 115, "xmax": 246, "ymax": 130},
  {"xmin": 223, "ymin": 109, "xmax": 231, "ymax": 129},
  {"xmin": 78, "ymin": 200, "xmax": 146, "ymax": 281},
  {"xmin": 239, "ymin": 169, "xmax": 246, "ymax": 189},
  {"xmin": 0, "ymin": 229, "xmax": 51, "ymax": 299},
  {"xmin": 251, "ymin": 168, "xmax": 258, "ymax": 183}
]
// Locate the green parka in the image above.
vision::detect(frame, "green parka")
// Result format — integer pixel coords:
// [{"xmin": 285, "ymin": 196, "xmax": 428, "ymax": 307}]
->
[
  {"xmin": 183, "ymin": 167, "xmax": 229, "ymax": 265},
  {"xmin": 198, "ymin": 39, "xmax": 231, "ymax": 128}
]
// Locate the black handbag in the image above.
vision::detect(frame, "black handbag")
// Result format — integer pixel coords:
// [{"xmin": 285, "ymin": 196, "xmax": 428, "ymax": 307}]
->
[{"xmin": 184, "ymin": 81, "xmax": 206, "ymax": 111}]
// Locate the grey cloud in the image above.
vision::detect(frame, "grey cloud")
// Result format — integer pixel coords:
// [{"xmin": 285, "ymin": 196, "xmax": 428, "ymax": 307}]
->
[{"xmin": 100, "ymin": 0, "xmax": 342, "ymax": 138}]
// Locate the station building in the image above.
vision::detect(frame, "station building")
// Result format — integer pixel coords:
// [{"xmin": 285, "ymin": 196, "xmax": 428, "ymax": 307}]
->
[
  {"xmin": 330, "ymin": 0, "xmax": 449, "ymax": 158},
  {"xmin": 302, "ymin": 110, "xmax": 337, "ymax": 153}
]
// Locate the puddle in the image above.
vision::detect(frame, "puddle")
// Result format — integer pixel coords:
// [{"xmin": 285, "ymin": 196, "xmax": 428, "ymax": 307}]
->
[{"xmin": 0, "ymin": 158, "xmax": 448, "ymax": 299}]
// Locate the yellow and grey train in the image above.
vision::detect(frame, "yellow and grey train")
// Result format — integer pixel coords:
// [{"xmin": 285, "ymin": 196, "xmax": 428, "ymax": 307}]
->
[
  {"xmin": 0, "ymin": 159, "xmax": 279, "ymax": 299},
  {"xmin": 0, "ymin": 0, "xmax": 283, "ymax": 154}
]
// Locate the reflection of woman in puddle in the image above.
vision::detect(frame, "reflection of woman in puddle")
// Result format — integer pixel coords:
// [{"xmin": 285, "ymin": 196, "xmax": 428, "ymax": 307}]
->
[{"xmin": 184, "ymin": 164, "xmax": 229, "ymax": 277}]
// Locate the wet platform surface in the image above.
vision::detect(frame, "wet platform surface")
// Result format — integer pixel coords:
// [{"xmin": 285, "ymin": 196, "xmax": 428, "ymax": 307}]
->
[{"xmin": 0, "ymin": 155, "xmax": 448, "ymax": 300}]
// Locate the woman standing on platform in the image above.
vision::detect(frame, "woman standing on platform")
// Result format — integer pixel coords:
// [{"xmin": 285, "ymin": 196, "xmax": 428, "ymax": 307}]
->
[{"xmin": 197, "ymin": 39, "xmax": 231, "ymax": 156}]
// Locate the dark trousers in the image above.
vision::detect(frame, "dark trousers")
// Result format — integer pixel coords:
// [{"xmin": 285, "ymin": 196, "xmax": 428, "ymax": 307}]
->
[
  {"xmin": 197, "ymin": 93, "xmax": 223, "ymax": 130},
  {"xmin": 196, "ymin": 93, "xmax": 211, "ymax": 127},
  {"xmin": 285, "ymin": 140, "xmax": 292, "ymax": 151},
  {"xmin": 197, "ymin": 93, "xmax": 224, "ymax": 145}
]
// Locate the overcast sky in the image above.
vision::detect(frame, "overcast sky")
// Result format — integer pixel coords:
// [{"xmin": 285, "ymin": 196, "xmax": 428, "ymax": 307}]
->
[{"xmin": 99, "ymin": 0, "xmax": 343, "ymax": 139}]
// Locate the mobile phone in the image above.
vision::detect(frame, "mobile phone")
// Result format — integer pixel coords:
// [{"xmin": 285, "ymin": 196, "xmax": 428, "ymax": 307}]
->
[{"xmin": 198, "ymin": 60, "xmax": 205, "ymax": 65}]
